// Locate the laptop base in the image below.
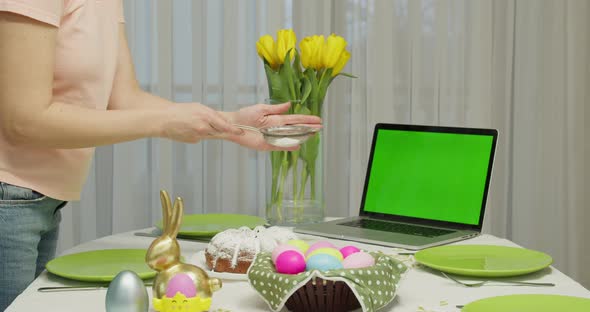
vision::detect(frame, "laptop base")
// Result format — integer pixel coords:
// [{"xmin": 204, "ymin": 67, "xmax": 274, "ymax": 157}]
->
[{"xmin": 294, "ymin": 217, "xmax": 480, "ymax": 250}]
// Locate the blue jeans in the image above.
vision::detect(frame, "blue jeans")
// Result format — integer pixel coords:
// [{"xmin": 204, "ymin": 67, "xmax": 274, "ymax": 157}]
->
[{"xmin": 0, "ymin": 182, "xmax": 66, "ymax": 311}]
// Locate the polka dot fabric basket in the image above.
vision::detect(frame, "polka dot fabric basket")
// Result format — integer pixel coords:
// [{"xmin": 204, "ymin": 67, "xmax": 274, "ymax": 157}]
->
[{"xmin": 247, "ymin": 252, "xmax": 408, "ymax": 312}]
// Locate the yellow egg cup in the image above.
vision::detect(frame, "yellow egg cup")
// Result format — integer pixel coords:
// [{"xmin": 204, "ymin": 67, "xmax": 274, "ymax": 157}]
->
[{"xmin": 153, "ymin": 292, "xmax": 212, "ymax": 312}]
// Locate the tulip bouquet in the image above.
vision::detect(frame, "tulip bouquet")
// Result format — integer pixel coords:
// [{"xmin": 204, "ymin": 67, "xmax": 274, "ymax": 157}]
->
[{"xmin": 257, "ymin": 29, "xmax": 353, "ymax": 224}]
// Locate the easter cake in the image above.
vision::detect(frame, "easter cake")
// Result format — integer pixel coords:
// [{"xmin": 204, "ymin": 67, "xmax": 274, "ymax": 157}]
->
[{"xmin": 205, "ymin": 226, "xmax": 297, "ymax": 273}]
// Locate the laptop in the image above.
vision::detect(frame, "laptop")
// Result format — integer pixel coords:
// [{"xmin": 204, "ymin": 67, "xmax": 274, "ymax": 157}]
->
[{"xmin": 295, "ymin": 123, "xmax": 498, "ymax": 250}]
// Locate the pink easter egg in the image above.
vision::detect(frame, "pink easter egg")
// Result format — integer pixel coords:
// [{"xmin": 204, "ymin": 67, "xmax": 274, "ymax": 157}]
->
[
  {"xmin": 305, "ymin": 241, "xmax": 336, "ymax": 257},
  {"xmin": 272, "ymin": 244, "xmax": 303, "ymax": 264},
  {"xmin": 342, "ymin": 252, "xmax": 375, "ymax": 269},
  {"xmin": 340, "ymin": 245, "xmax": 361, "ymax": 259},
  {"xmin": 275, "ymin": 250, "xmax": 306, "ymax": 274},
  {"xmin": 166, "ymin": 273, "xmax": 196, "ymax": 298}
]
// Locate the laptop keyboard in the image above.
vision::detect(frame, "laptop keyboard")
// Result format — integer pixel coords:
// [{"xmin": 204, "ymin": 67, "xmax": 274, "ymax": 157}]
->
[{"xmin": 340, "ymin": 219, "xmax": 454, "ymax": 238}]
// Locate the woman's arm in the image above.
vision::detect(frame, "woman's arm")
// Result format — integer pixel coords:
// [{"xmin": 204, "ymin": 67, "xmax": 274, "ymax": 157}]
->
[
  {"xmin": 0, "ymin": 14, "xmax": 242, "ymax": 149},
  {"xmin": 106, "ymin": 25, "xmax": 323, "ymax": 151},
  {"xmin": 105, "ymin": 25, "xmax": 323, "ymax": 151},
  {"xmin": 0, "ymin": 13, "xmax": 165, "ymax": 148}
]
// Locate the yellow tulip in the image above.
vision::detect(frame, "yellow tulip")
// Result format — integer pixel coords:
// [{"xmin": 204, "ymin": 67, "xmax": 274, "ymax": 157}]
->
[
  {"xmin": 299, "ymin": 37, "xmax": 313, "ymax": 68},
  {"xmin": 312, "ymin": 35, "xmax": 326, "ymax": 68},
  {"xmin": 322, "ymin": 34, "xmax": 347, "ymax": 68},
  {"xmin": 331, "ymin": 50, "xmax": 350, "ymax": 76},
  {"xmin": 256, "ymin": 35, "xmax": 279, "ymax": 69},
  {"xmin": 276, "ymin": 29, "xmax": 297, "ymax": 64},
  {"xmin": 300, "ymin": 35, "xmax": 324, "ymax": 70}
]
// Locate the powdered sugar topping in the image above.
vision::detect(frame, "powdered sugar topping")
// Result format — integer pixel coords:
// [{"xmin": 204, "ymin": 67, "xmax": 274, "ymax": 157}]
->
[{"xmin": 206, "ymin": 226, "xmax": 298, "ymax": 268}]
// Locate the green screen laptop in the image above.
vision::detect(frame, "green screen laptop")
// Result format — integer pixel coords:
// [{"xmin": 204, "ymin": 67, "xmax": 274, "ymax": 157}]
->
[{"xmin": 294, "ymin": 123, "xmax": 498, "ymax": 250}]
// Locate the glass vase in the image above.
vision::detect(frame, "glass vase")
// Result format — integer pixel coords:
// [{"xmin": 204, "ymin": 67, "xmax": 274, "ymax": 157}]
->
[{"xmin": 266, "ymin": 131, "xmax": 324, "ymax": 226}]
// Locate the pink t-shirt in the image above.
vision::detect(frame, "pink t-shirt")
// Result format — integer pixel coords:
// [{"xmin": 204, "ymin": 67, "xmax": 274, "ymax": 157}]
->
[{"xmin": 0, "ymin": 0, "xmax": 125, "ymax": 200}]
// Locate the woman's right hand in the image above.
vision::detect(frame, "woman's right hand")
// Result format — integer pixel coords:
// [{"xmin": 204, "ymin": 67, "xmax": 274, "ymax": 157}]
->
[{"xmin": 159, "ymin": 103, "xmax": 244, "ymax": 143}]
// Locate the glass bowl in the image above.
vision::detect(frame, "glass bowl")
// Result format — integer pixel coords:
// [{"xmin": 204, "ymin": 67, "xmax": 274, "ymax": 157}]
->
[{"xmin": 259, "ymin": 125, "xmax": 319, "ymax": 147}]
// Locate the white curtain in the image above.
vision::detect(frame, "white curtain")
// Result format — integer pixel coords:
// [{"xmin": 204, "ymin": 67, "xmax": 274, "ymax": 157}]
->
[{"xmin": 56, "ymin": 0, "xmax": 589, "ymax": 288}]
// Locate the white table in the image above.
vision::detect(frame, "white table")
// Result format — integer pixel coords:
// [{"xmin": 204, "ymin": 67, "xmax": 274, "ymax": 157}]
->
[{"xmin": 7, "ymin": 230, "xmax": 590, "ymax": 312}]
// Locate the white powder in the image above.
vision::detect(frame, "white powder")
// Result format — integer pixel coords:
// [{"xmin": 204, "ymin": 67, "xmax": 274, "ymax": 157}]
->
[{"xmin": 270, "ymin": 137, "xmax": 301, "ymax": 147}]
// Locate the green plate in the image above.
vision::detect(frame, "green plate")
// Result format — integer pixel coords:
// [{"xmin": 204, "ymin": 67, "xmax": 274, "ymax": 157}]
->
[
  {"xmin": 46, "ymin": 249, "xmax": 156, "ymax": 282},
  {"xmin": 156, "ymin": 213, "xmax": 267, "ymax": 237},
  {"xmin": 462, "ymin": 294, "xmax": 590, "ymax": 312},
  {"xmin": 414, "ymin": 245, "xmax": 552, "ymax": 277}
]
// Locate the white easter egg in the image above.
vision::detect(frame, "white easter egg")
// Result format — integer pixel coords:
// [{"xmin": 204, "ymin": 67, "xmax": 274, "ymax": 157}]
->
[{"xmin": 342, "ymin": 252, "xmax": 375, "ymax": 269}]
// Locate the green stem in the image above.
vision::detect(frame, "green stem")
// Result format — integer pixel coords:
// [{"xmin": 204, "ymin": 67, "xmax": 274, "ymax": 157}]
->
[
  {"xmin": 291, "ymin": 151, "xmax": 299, "ymax": 204},
  {"xmin": 309, "ymin": 163, "xmax": 316, "ymax": 200},
  {"xmin": 275, "ymin": 151, "xmax": 290, "ymax": 221},
  {"xmin": 269, "ymin": 151, "xmax": 281, "ymax": 217},
  {"xmin": 315, "ymin": 68, "xmax": 331, "ymax": 116},
  {"xmin": 298, "ymin": 165, "xmax": 308, "ymax": 201},
  {"xmin": 283, "ymin": 57, "xmax": 297, "ymax": 101}
]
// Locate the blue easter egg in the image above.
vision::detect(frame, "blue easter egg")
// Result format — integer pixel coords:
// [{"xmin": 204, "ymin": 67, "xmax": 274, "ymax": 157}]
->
[{"xmin": 305, "ymin": 254, "xmax": 343, "ymax": 271}]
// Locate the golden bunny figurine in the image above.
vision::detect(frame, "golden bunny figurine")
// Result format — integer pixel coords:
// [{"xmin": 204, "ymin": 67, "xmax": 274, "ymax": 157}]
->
[{"xmin": 146, "ymin": 190, "xmax": 221, "ymax": 312}]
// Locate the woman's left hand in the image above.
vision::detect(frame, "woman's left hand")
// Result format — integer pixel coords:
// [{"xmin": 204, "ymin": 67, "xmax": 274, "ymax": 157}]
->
[{"xmin": 225, "ymin": 102, "xmax": 322, "ymax": 151}]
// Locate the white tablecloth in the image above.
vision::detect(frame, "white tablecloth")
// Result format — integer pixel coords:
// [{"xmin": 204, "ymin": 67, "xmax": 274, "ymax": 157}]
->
[{"xmin": 7, "ymin": 230, "xmax": 590, "ymax": 312}]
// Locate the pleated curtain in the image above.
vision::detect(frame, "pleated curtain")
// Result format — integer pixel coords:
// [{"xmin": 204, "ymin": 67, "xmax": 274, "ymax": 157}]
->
[{"xmin": 56, "ymin": 0, "xmax": 589, "ymax": 288}]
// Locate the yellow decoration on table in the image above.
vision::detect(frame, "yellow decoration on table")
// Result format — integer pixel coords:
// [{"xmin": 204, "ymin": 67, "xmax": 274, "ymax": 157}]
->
[
  {"xmin": 146, "ymin": 190, "xmax": 222, "ymax": 312},
  {"xmin": 153, "ymin": 292, "xmax": 212, "ymax": 312}
]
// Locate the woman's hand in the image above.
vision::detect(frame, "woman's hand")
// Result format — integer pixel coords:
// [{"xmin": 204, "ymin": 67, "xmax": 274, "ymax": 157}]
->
[
  {"xmin": 159, "ymin": 103, "xmax": 243, "ymax": 143},
  {"xmin": 224, "ymin": 102, "xmax": 322, "ymax": 151}
]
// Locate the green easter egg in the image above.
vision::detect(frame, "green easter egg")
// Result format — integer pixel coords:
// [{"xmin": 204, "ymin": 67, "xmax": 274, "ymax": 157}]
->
[
  {"xmin": 305, "ymin": 247, "xmax": 344, "ymax": 261},
  {"xmin": 287, "ymin": 240, "xmax": 310, "ymax": 253}
]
